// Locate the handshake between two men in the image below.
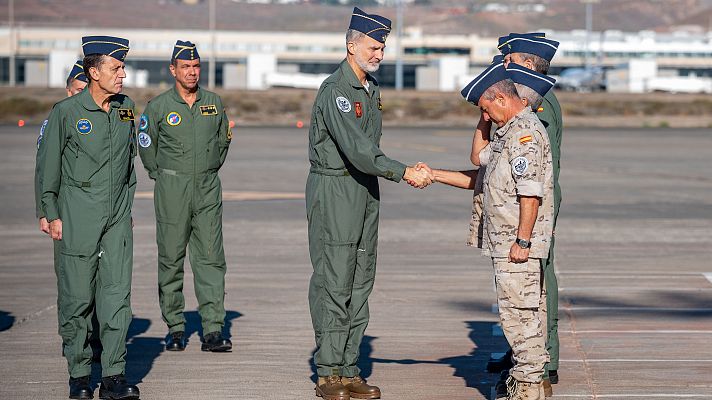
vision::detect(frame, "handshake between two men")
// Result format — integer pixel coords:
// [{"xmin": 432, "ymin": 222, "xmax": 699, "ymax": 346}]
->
[
  {"xmin": 402, "ymin": 163, "xmax": 435, "ymax": 189},
  {"xmin": 403, "ymin": 163, "xmax": 479, "ymax": 191}
]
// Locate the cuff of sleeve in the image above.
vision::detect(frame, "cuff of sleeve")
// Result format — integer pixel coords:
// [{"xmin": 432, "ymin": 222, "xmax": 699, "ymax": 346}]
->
[
  {"xmin": 44, "ymin": 203, "xmax": 59, "ymax": 222},
  {"xmin": 148, "ymin": 170, "xmax": 158, "ymax": 180},
  {"xmin": 478, "ymin": 145, "xmax": 491, "ymax": 167},
  {"xmin": 390, "ymin": 162, "xmax": 407, "ymax": 183},
  {"xmin": 516, "ymin": 181, "xmax": 544, "ymax": 197}
]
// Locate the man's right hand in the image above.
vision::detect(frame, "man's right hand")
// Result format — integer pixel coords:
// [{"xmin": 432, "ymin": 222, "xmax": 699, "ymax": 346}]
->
[
  {"xmin": 49, "ymin": 219, "xmax": 63, "ymax": 241},
  {"xmin": 403, "ymin": 165, "xmax": 433, "ymax": 189},
  {"xmin": 39, "ymin": 217, "xmax": 50, "ymax": 235}
]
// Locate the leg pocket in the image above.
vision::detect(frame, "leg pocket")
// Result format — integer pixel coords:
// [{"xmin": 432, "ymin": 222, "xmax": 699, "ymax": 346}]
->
[{"xmin": 494, "ymin": 258, "xmax": 541, "ymax": 309}]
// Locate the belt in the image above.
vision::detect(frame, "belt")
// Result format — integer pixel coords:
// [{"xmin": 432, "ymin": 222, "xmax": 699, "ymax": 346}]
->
[
  {"xmin": 63, "ymin": 178, "xmax": 92, "ymax": 187},
  {"xmin": 309, "ymin": 167, "xmax": 350, "ymax": 176},
  {"xmin": 159, "ymin": 168, "xmax": 219, "ymax": 176}
]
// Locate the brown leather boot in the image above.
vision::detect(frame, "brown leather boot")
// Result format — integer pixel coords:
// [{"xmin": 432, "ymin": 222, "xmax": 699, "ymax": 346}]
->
[
  {"xmin": 542, "ymin": 378, "xmax": 553, "ymax": 398},
  {"xmin": 506, "ymin": 376, "xmax": 544, "ymax": 400},
  {"xmin": 315, "ymin": 375, "xmax": 350, "ymax": 400},
  {"xmin": 340, "ymin": 376, "xmax": 381, "ymax": 399}
]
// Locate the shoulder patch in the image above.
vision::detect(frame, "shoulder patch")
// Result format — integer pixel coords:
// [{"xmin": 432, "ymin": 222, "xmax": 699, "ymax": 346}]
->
[
  {"xmin": 511, "ymin": 156, "xmax": 529, "ymax": 176},
  {"xmin": 519, "ymin": 135, "xmax": 533, "ymax": 144},
  {"xmin": 139, "ymin": 114, "xmax": 148, "ymax": 131},
  {"xmin": 335, "ymin": 96, "xmax": 351, "ymax": 113},
  {"xmin": 138, "ymin": 132, "xmax": 152, "ymax": 148},
  {"xmin": 37, "ymin": 119, "xmax": 48, "ymax": 149}
]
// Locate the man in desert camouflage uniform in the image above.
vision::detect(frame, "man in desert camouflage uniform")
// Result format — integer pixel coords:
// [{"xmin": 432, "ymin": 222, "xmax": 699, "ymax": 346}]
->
[{"xmin": 460, "ymin": 58, "xmax": 554, "ymax": 400}]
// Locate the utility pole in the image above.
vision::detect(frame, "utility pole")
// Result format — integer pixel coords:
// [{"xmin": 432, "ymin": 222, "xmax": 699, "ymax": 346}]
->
[
  {"xmin": 395, "ymin": 0, "xmax": 403, "ymax": 91},
  {"xmin": 582, "ymin": 0, "xmax": 599, "ymax": 70},
  {"xmin": 209, "ymin": 0, "xmax": 216, "ymax": 89},
  {"xmin": 9, "ymin": 0, "xmax": 16, "ymax": 86}
]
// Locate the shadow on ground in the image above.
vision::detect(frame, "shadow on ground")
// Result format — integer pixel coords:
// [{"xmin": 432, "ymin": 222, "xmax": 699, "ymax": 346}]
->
[
  {"xmin": 309, "ymin": 321, "xmax": 507, "ymax": 398},
  {"xmin": 0, "ymin": 310, "xmax": 15, "ymax": 332}
]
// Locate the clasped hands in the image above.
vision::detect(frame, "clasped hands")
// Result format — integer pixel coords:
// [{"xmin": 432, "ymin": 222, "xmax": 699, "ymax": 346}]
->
[{"xmin": 404, "ymin": 162, "xmax": 435, "ymax": 189}]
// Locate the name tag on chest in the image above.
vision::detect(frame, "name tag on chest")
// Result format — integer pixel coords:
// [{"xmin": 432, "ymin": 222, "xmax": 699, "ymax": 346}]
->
[
  {"xmin": 492, "ymin": 140, "xmax": 504, "ymax": 153},
  {"xmin": 200, "ymin": 105, "xmax": 218, "ymax": 116},
  {"xmin": 118, "ymin": 109, "xmax": 135, "ymax": 121}
]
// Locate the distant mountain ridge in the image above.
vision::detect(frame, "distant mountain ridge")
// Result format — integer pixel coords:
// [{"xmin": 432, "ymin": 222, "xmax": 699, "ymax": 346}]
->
[{"xmin": 2, "ymin": 0, "xmax": 711, "ymax": 34}]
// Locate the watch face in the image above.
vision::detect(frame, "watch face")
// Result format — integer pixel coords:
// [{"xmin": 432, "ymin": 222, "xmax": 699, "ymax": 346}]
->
[{"xmin": 517, "ymin": 239, "xmax": 530, "ymax": 249}]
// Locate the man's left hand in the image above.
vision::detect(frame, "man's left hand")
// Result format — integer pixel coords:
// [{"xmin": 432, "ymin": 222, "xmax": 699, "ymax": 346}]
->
[{"xmin": 509, "ymin": 242, "xmax": 530, "ymax": 263}]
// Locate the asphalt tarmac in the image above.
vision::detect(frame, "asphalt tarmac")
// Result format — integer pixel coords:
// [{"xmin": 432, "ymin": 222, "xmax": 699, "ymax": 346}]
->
[{"xmin": 1, "ymin": 124, "xmax": 711, "ymax": 399}]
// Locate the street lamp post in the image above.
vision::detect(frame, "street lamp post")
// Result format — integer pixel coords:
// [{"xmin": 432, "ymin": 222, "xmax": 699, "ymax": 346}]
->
[
  {"xmin": 395, "ymin": 0, "xmax": 403, "ymax": 91},
  {"xmin": 9, "ymin": 0, "xmax": 16, "ymax": 87},
  {"xmin": 209, "ymin": 0, "xmax": 216, "ymax": 90}
]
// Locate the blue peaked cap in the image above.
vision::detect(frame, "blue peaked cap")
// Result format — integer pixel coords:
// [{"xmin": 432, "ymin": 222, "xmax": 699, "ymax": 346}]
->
[
  {"xmin": 461, "ymin": 58, "xmax": 509, "ymax": 105},
  {"xmin": 349, "ymin": 7, "xmax": 391, "ymax": 43},
  {"xmin": 507, "ymin": 35, "xmax": 559, "ymax": 62},
  {"xmin": 68, "ymin": 60, "xmax": 87, "ymax": 83},
  {"xmin": 172, "ymin": 40, "xmax": 200, "ymax": 61},
  {"xmin": 506, "ymin": 62, "xmax": 556, "ymax": 97},
  {"xmin": 498, "ymin": 32, "xmax": 545, "ymax": 55},
  {"xmin": 82, "ymin": 36, "xmax": 130, "ymax": 62}
]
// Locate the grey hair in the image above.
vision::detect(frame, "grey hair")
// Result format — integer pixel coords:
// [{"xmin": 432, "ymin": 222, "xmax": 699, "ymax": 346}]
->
[
  {"xmin": 346, "ymin": 29, "xmax": 366, "ymax": 45},
  {"xmin": 514, "ymin": 83, "xmax": 544, "ymax": 111},
  {"xmin": 515, "ymin": 52, "xmax": 550, "ymax": 75},
  {"xmin": 481, "ymin": 79, "xmax": 519, "ymax": 102}
]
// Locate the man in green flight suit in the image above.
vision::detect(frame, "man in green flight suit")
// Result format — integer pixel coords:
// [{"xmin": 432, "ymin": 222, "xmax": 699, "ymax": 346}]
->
[
  {"xmin": 37, "ymin": 36, "xmax": 140, "ymax": 400},
  {"xmin": 138, "ymin": 40, "xmax": 232, "ymax": 353},
  {"xmin": 306, "ymin": 7, "xmax": 433, "ymax": 400},
  {"xmin": 35, "ymin": 60, "xmax": 105, "ymax": 363}
]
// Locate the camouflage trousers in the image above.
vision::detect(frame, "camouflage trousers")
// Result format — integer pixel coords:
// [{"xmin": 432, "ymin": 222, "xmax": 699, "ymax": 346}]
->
[{"xmin": 493, "ymin": 257, "xmax": 549, "ymax": 383}]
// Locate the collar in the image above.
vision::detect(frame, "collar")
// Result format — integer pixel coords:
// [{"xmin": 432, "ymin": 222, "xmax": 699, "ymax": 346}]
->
[
  {"xmin": 170, "ymin": 85, "xmax": 203, "ymax": 104},
  {"xmin": 494, "ymin": 107, "xmax": 531, "ymax": 140},
  {"xmin": 340, "ymin": 59, "xmax": 377, "ymax": 92},
  {"xmin": 79, "ymin": 87, "xmax": 123, "ymax": 112}
]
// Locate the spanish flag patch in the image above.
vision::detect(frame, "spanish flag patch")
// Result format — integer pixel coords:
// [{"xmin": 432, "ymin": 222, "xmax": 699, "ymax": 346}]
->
[
  {"xmin": 537, "ymin": 107, "xmax": 544, "ymax": 113},
  {"xmin": 519, "ymin": 135, "xmax": 533, "ymax": 144}
]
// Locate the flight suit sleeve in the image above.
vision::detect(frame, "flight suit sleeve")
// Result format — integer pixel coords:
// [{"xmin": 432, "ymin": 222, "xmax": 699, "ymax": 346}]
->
[
  {"xmin": 34, "ymin": 120, "xmax": 48, "ymax": 219},
  {"xmin": 508, "ymin": 129, "xmax": 545, "ymax": 198},
  {"xmin": 218, "ymin": 100, "xmax": 232, "ymax": 167},
  {"xmin": 138, "ymin": 102, "xmax": 160, "ymax": 180},
  {"xmin": 320, "ymin": 86, "xmax": 406, "ymax": 182},
  {"xmin": 39, "ymin": 107, "xmax": 68, "ymax": 222}
]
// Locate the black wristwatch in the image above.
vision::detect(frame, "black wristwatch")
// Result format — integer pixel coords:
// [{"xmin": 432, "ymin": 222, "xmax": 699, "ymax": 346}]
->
[{"xmin": 515, "ymin": 238, "xmax": 531, "ymax": 249}]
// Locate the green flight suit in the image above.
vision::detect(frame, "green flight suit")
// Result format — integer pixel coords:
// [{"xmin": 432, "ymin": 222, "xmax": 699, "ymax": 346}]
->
[
  {"xmin": 37, "ymin": 88, "xmax": 137, "ymax": 378},
  {"xmin": 306, "ymin": 60, "xmax": 406, "ymax": 378},
  {"xmin": 35, "ymin": 118, "xmax": 101, "ymax": 351},
  {"xmin": 138, "ymin": 86, "xmax": 231, "ymax": 335},
  {"xmin": 537, "ymin": 90, "xmax": 563, "ymax": 375}
]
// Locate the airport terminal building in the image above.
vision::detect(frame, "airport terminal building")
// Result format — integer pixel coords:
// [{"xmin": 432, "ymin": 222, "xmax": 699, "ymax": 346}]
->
[{"xmin": 1, "ymin": 26, "xmax": 711, "ymax": 92}]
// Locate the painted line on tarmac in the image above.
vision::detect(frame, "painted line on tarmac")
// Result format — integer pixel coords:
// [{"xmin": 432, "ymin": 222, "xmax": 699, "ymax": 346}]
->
[
  {"xmin": 560, "ymin": 329, "xmax": 712, "ymax": 334},
  {"xmin": 134, "ymin": 191, "xmax": 304, "ymax": 201},
  {"xmin": 560, "ymin": 287, "xmax": 710, "ymax": 292},
  {"xmin": 703, "ymin": 273, "xmax": 712, "ymax": 285},
  {"xmin": 560, "ymin": 359, "xmax": 712, "ymax": 363},
  {"xmin": 560, "ymin": 271, "xmax": 707, "ymax": 276},
  {"xmin": 563, "ymin": 306, "xmax": 712, "ymax": 312},
  {"xmin": 554, "ymin": 395, "xmax": 712, "ymax": 398}
]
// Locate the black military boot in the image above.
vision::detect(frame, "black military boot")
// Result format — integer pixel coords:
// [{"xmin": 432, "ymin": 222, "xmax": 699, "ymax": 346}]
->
[
  {"xmin": 201, "ymin": 331, "xmax": 232, "ymax": 352},
  {"xmin": 98, "ymin": 374, "xmax": 139, "ymax": 400},
  {"xmin": 486, "ymin": 349, "xmax": 514, "ymax": 373},
  {"xmin": 549, "ymin": 369, "xmax": 559, "ymax": 384},
  {"xmin": 69, "ymin": 376, "xmax": 93, "ymax": 399},
  {"xmin": 165, "ymin": 331, "xmax": 186, "ymax": 351}
]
